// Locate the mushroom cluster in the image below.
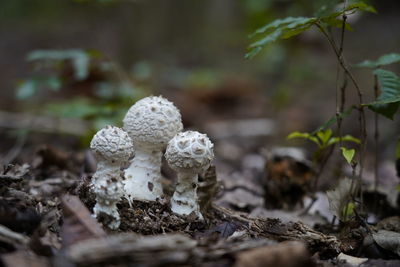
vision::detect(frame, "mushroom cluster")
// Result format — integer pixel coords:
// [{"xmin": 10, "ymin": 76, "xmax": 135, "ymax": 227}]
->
[{"xmin": 89, "ymin": 95, "xmax": 214, "ymax": 229}]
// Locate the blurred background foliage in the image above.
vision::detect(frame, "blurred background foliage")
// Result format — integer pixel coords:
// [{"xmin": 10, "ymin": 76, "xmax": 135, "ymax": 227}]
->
[{"xmin": 0, "ymin": 0, "xmax": 399, "ymax": 148}]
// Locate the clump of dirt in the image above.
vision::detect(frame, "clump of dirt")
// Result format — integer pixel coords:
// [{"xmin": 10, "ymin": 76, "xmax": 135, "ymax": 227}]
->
[{"xmin": 118, "ymin": 199, "xmax": 207, "ymax": 235}]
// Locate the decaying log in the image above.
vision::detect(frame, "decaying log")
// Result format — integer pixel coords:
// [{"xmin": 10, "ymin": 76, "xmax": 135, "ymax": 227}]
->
[
  {"xmin": 65, "ymin": 233, "xmax": 197, "ymax": 266},
  {"xmin": 212, "ymin": 205, "xmax": 340, "ymax": 258}
]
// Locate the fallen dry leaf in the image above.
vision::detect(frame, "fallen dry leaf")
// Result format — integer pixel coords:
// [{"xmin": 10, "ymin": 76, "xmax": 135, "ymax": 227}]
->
[
  {"xmin": 234, "ymin": 241, "xmax": 313, "ymax": 267},
  {"xmin": 60, "ymin": 194, "xmax": 106, "ymax": 247}
]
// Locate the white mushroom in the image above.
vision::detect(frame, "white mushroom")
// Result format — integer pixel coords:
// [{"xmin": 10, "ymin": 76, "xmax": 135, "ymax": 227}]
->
[
  {"xmin": 123, "ymin": 96, "xmax": 183, "ymax": 201},
  {"xmin": 165, "ymin": 131, "xmax": 214, "ymax": 219},
  {"xmin": 90, "ymin": 125, "xmax": 134, "ymax": 229}
]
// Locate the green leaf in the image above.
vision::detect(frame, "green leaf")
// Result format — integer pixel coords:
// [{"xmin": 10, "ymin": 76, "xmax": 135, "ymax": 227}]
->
[
  {"xmin": 16, "ymin": 80, "xmax": 37, "ymax": 100},
  {"xmin": 249, "ymin": 17, "xmax": 314, "ymax": 37},
  {"xmin": 345, "ymin": 2, "xmax": 376, "ymax": 13},
  {"xmin": 316, "ymin": 129, "xmax": 332, "ymax": 146},
  {"xmin": 247, "ymin": 17, "xmax": 316, "ymax": 59},
  {"xmin": 341, "ymin": 147, "xmax": 356, "ymax": 164},
  {"xmin": 314, "ymin": 0, "xmax": 342, "ymax": 17},
  {"xmin": 319, "ymin": 1, "xmax": 376, "ymax": 22},
  {"xmin": 27, "ymin": 49, "xmax": 91, "ymax": 81},
  {"xmin": 328, "ymin": 135, "xmax": 361, "ymax": 146},
  {"xmin": 287, "ymin": 131, "xmax": 321, "ymax": 147},
  {"xmin": 320, "ymin": 17, "xmax": 353, "ymax": 31},
  {"xmin": 366, "ymin": 69, "xmax": 400, "ymax": 119},
  {"xmin": 342, "ymin": 202, "xmax": 355, "ymax": 221},
  {"xmin": 45, "ymin": 98, "xmax": 104, "ymax": 118},
  {"xmin": 396, "ymin": 138, "xmax": 400, "ymax": 159},
  {"xmin": 355, "ymin": 53, "xmax": 400, "ymax": 68},
  {"xmin": 246, "ymin": 1, "xmax": 376, "ymax": 59},
  {"xmin": 341, "ymin": 135, "xmax": 361, "ymax": 144}
]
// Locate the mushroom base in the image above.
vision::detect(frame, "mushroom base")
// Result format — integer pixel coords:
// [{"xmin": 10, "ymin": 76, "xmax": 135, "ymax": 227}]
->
[
  {"xmin": 91, "ymin": 164, "xmax": 124, "ymax": 230},
  {"xmin": 93, "ymin": 201, "xmax": 120, "ymax": 230},
  {"xmin": 124, "ymin": 149, "xmax": 163, "ymax": 202},
  {"xmin": 170, "ymin": 173, "xmax": 203, "ymax": 220}
]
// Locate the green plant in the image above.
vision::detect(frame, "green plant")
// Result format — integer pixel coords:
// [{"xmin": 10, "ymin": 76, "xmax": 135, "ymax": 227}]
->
[
  {"xmin": 288, "ymin": 129, "xmax": 359, "ymax": 190},
  {"xmin": 288, "ymin": 129, "xmax": 359, "ymax": 162},
  {"xmin": 15, "ymin": 49, "xmax": 146, "ymax": 141},
  {"xmin": 247, "ymin": 0, "xmax": 400, "ymax": 221}
]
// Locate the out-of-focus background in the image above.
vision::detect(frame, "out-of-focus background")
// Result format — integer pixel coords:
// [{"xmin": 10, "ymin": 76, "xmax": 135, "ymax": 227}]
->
[{"xmin": 0, "ymin": 0, "xmax": 399, "ymax": 186}]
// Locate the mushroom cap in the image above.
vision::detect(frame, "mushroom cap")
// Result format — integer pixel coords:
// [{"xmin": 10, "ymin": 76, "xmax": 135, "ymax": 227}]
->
[
  {"xmin": 165, "ymin": 131, "xmax": 214, "ymax": 173},
  {"xmin": 90, "ymin": 125, "xmax": 134, "ymax": 162},
  {"xmin": 123, "ymin": 96, "xmax": 183, "ymax": 150}
]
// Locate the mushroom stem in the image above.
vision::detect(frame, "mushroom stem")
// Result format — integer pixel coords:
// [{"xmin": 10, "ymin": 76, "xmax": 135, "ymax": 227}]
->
[
  {"xmin": 171, "ymin": 172, "xmax": 203, "ymax": 220},
  {"xmin": 124, "ymin": 148, "xmax": 163, "ymax": 201},
  {"xmin": 92, "ymin": 162, "xmax": 123, "ymax": 230}
]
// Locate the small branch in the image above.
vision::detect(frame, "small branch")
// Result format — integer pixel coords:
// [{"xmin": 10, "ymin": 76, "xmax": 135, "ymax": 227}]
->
[
  {"xmin": 335, "ymin": 8, "xmax": 348, "ymax": 149},
  {"xmin": 0, "ymin": 225, "xmax": 30, "ymax": 247},
  {"xmin": 315, "ymin": 21, "xmax": 367, "ymax": 208},
  {"xmin": 312, "ymin": 145, "xmax": 335, "ymax": 191},
  {"xmin": 373, "ymin": 74, "xmax": 380, "ymax": 211}
]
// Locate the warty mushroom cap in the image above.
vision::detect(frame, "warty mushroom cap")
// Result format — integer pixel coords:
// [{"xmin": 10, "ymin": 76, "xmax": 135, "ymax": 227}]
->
[
  {"xmin": 123, "ymin": 96, "xmax": 183, "ymax": 150},
  {"xmin": 165, "ymin": 131, "xmax": 214, "ymax": 173},
  {"xmin": 90, "ymin": 125, "xmax": 134, "ymax": 163}
]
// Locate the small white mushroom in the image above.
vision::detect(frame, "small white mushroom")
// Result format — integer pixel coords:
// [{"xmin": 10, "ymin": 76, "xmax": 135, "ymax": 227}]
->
[
  {"xmin": 123, "ymin": 96, "xmax": 183, "ymax": 202},
  {"xmin": 165, "ymin": 131, "xmax": 214, "ymax": 219},
  {"xmin": 90, "ymin": 125, "xmax": 134, "ymax": 229}
]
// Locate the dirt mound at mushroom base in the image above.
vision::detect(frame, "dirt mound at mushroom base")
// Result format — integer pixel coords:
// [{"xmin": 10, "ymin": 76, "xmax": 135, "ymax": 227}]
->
[{"xmin": 118, "ymin": 199, "xmax": 207, "ymax": 235}]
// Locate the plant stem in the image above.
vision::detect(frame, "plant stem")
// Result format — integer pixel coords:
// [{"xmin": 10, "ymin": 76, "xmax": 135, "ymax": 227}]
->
[
  {"xmin": 315, "ymin": 21, "xmax": 367, "ymax": 205},
  {"xmin": 373, "ymin": 74, "xmax": 379, "ymax": 211}
]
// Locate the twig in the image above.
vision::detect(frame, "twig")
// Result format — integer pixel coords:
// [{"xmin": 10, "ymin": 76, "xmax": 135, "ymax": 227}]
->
[
  {"xmin": 373, "ymin": 74, "xmax": 380, "ymax": 211},
  {"xmin": 1, "ymin": 130, "xmax": 28, "ymax": 166},
  {"xmin": 312, "ymin": 144, "xmax": 335, "ymax": 190},
  {"xmin": 315, "ymin": 20, "xmax": 367, "ymax": 207},
  {"xmin": 0, "ymin": 225, "xmax": 30, "ymax": 247}
]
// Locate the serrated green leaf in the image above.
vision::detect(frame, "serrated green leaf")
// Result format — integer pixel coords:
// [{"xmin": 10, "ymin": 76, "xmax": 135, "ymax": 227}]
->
[
  {"xmin": 314, "ymin": 0, "xmax": 342, "ymax": 17},
  {"xmin": 249, "ymin": 17, "xmax": 314, "ymax": 37},
  {"xmin": 247, "ymin": 1, "xmax": 375, "ymax": 60},
  {"xmin": 247, "ymin": 17, "xmax": 316, "ymax": 58},
  {"xmin": 249, "ymin": 28, "xmax": 283, "ymax": 48},
  {"xmin": 341, "ymin": 147, "xmax": 356, "ymax": 164},
  {"xmin": 320, "ymin": 17, "xmax": 353, "ymax": 31},
  {"xmin": 320, "ymin": 2, "xmax": 376, "ymax": 22},
  {"xmin": 366, "ymin": 69, "xmax": 400, "ymax": 119},
  {"xmin": 344, "ymin": 2, "xmax": 376, "ymax": 14},
  {"xmin": 355, "ymin": 53, "xmax": 400, "ymax": 68},
  {"xmin": 281, "ymin": 24, "xmax": 314, "ymax": 39},
  {"xmin": 245, "ymin": 47, "xmax": 263, "ymax": 59}
]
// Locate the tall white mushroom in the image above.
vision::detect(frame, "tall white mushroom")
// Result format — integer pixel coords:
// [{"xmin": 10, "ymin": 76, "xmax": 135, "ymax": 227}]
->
[
  {"xmin": 90, "ymin": 125, "xmax": 134, "ymax": 229},
  {"xmin": 165, "ymin": 131, "xmax": 214, "ymax": 219},
  {"xmin": 123, "ymin": 96, "xmax": 183, "ymax": 202}
]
